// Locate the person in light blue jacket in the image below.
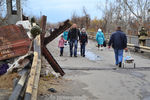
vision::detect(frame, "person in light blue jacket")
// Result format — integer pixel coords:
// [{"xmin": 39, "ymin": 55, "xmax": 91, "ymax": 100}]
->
[
  {"xmin": 96, "ymin": 29, "xmax": 105, "ymax": 50},
  {"xmin": 63, "ymin": 30, "xmax": 69, "ymax": 41}
]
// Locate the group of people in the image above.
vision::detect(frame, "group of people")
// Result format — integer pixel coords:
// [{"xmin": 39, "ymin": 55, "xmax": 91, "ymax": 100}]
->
[
  {"xmin": 58, "ymin": 24, "xmax": 88, "ymax": 57},
  {"xmin": 58, "ymin": 23, "xmax": 127, "ymax": 68}
]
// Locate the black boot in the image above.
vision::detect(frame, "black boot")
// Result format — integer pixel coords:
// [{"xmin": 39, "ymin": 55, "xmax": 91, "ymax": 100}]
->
[{"xmin": 119, "ymin": 62, "xmax": 122, "ymax": 68}]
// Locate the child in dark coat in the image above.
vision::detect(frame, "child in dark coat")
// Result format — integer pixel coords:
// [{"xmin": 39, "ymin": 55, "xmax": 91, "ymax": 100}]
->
[{"xmin": 80, "ymin": 28, "xmax": 88, "ymax": 57}]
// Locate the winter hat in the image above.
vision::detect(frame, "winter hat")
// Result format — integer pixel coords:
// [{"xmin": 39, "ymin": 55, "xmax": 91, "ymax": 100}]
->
[
  {"xmin": 98, "ymin": 28, "xmax": 102, "ymax": 32},
  {"xmin": 81, "ymin": 28, "xmax": 86, "ymax": 32}
]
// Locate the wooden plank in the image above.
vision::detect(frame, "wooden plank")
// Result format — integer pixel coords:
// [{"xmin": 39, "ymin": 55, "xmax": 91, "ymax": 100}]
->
[
  {"xmin": 24, "ymin": 51, "xmax": 38, "ymax": 100},
  {"xmin": 24, "ymin": 35, "xmax": 41, "ymax": 100},
  {"xmin": 31, "ymin": 35, "xmax": 41, "ymax": 100},
  {"xmin": 31, "ymin": 60, "xmax": 41, "ymax": 100}
]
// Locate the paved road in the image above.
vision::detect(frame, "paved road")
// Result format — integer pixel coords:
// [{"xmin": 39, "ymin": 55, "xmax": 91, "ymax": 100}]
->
[{"xmin": 38, "ymin": 37, "xmax": 150, "ymax": 100}]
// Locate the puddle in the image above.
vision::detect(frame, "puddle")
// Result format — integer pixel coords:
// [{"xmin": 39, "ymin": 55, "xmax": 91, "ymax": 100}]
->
[{"xmin": 85, "ymin": 51, "xmax": 102, "ymax": 61}]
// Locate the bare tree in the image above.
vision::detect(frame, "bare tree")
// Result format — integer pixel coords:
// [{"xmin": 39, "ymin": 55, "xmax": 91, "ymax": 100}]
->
[
  {"xmin": 82, "ymin": 6, "xmax": 90, "ymax": 29},
  {"xmin": 97, "ymin": 0, "xmax": 150, "ymax": 35},
  {"xmin": 71, "ymin": 7, "xmax": 91, "ymax": 29},
  {"xmin": 123, "ymin": 0, "xmax": 150, "ymax": 26},
  {"xmin": 97, "ymin": 0, "xmax": 117, "ymax": 33}
]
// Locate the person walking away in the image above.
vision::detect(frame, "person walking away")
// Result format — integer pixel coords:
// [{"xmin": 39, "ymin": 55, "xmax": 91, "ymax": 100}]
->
[
  {"xmin": 67, "ymin": 24, "xmax": 80, "ymax": 57},
  {"xmin": 96, "ymin": 29, "xmax": 105, "ymax": 51},
  {"xmin": 80, "ymin": 28, "xmax": 88, "ymax": 57},
  {"xmin": 58, "ymin": 35, "xmax": 65, "ymax": 56},
  {"xmin": 108, "ymin": 27, "xmax": 127, "ymax": 67}
]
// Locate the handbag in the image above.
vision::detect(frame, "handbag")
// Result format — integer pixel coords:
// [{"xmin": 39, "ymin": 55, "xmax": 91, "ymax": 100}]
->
[{"xmin": 103, "ymin": 40, "xmax": 106, "ymax": 47}]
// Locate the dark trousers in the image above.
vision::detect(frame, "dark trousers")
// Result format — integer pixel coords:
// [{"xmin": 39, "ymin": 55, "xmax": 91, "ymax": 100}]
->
[
  {"xmin": 98, "ymin": 44, "xmax": 103, "ymax": 48},
  {"xmin": 60, "ymin": 47, "xmax": 64, "ymax": 56},
  {"xmin": 69, "ymin": 39, "xmax": 78, "ymax": 56},
  {"xmin": 139, "ymin": 40, "xmax": 146, "ymax": 46},
  {"xmin": 80, "ymin": 43, "xmax": 86, "ymax": 56}
]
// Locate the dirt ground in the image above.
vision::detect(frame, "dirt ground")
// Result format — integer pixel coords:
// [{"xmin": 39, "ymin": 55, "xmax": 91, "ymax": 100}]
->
[
  {"xmin": 0, "ymin": 73, "xmax": 19, "ymax": 89},
  {"xmin": 0, "ymin": 73, "xmax": 20, "ymax": 100},
  {"xmin": 38, "ymin": 76, "xmax": 68, "ymax": 95}
]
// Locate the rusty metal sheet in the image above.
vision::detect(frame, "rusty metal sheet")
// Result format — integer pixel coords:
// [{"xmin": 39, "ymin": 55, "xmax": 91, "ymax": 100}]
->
[{"xmin": 0, "ymin": 25, "xmax": 31, "ymax": 60}]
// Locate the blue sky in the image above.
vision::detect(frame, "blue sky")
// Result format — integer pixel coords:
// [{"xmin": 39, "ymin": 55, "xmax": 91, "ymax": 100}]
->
[{"xmin": 23, "ymin": 0, "xmax": 104, "ymax": 23}]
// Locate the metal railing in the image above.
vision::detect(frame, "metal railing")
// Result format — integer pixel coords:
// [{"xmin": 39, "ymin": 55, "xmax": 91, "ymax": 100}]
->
[
  {"xmin": 88, "ymin": 32, "xmax": 150, "ymax": 53},
  {"xmin": 88, "ymin": 32, "xmax": 150, "ymax": 47}
]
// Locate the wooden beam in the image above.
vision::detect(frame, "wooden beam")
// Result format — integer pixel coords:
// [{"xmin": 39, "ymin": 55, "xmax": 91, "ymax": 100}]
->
[
  {"xmin": 31, "ymin": 35, "xmax": 41, "ymax": 100},
  {"xmin": 42, "ymin": 46, "xmax": 65, "ymax": 76},
  {"xmin": 31, "ymin": 60, "xmax": 41, "ymax": 100},
  {"xmin": 24, "ymin": 52, "xmax": 38, "ymax": 100},
  {"xmin": 24, "ymin": 35, "xmax": 41, "ymax": 100},
  {"xmin": 44, "ymin": 20, "xmax": 72, "ymax": 45}
]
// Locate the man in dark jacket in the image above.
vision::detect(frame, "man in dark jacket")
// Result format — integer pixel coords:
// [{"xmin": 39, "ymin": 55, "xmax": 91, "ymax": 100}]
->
[
  {"xmin": 80, "ymin": 28, "xmax": 88, "ymax": 57},
  {"xmin": 108, "ymin": 27, "xmax": 127, "ymax": 67},
  {"xmin": 67, "ymin": 24, "xmax": 80, "ymax": 57}
]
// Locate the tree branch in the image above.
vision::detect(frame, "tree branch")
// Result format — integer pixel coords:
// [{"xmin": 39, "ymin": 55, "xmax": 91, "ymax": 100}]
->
[{"xmin": 123, "ymin": 0, "xmax": 142, "ymax": 19}]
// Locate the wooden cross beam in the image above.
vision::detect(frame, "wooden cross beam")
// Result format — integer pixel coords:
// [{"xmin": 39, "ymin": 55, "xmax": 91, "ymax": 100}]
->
[
  {"xmin": 40, "ymin": 16, "xmax": 72, "ymax": 76},
  {"xmin": 44, "ymin": 20, "xmax": 71, "ymax": 45}
]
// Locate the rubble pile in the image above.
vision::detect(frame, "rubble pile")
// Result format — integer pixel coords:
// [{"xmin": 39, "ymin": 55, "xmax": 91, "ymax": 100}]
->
[{"xmin": 0, "ymin": 21, "xmax": 33, "ymax": 76}]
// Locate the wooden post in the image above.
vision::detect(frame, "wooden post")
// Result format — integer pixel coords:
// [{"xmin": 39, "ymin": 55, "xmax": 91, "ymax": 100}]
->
[{"xmin": 40, "ymin": 15, "xmax": 47, "ymax": 46}]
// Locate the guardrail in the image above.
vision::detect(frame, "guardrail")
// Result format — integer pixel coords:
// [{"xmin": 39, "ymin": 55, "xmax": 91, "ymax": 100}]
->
[
  {"xmin": 88, "ymin": 32, "xmax": 150, "ymax": 47},
  {"xmin": 88, "ymin": 34, "xmax": 150, "ymax": 53},
  {"xmin": 127, "ymin": 43, "xmax": 150, "ymax": 53}
]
